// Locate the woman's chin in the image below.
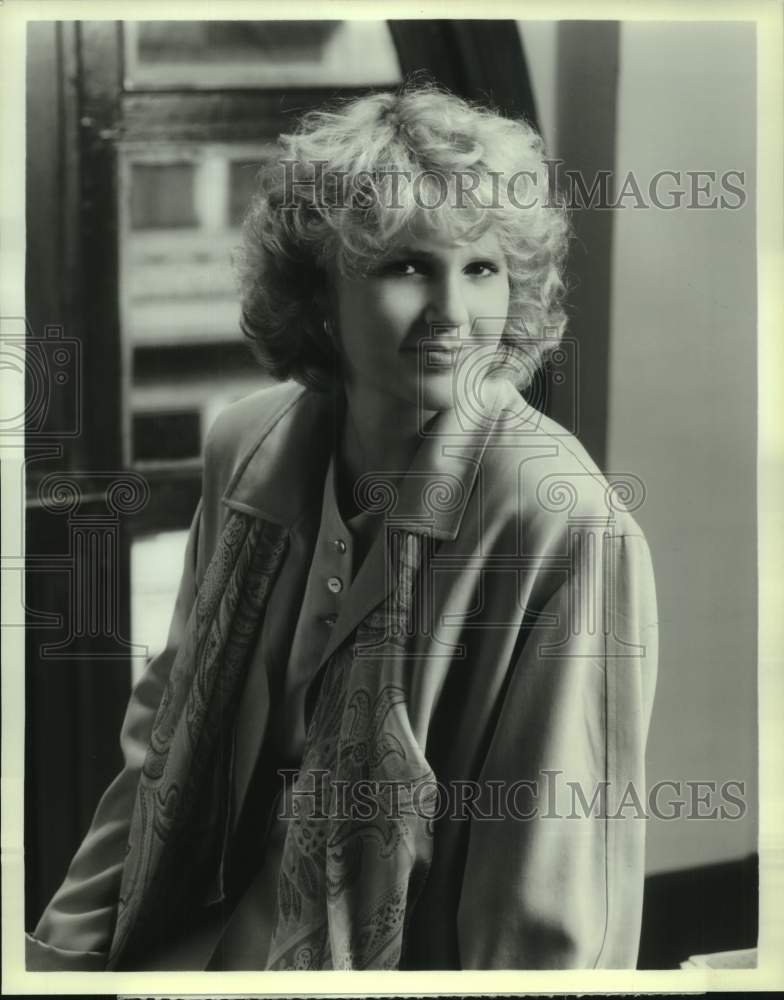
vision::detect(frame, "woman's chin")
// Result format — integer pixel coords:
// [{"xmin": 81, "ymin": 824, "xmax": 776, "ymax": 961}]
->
[{"xmin": 416, "ymin": 376, "xmax": 462, "ymax": 415}]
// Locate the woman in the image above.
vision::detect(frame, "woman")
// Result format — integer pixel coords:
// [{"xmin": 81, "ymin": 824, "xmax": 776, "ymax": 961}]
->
[{"xmin": 27, "ymin": 84, "xmax": 658, "ymax": 971}]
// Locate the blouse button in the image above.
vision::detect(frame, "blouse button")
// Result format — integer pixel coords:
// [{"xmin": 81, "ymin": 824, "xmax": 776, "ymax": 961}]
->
[
  {"xmin": 322, "ymin": 613, "xmax": 338, "ymax": 626},
  {"xmin": 327, "ymin": 576, "xmax": 343, "ymax": 594},
  {"xmin": 333, "ymin": 538, "xmax": 347, "ymax": 554}
]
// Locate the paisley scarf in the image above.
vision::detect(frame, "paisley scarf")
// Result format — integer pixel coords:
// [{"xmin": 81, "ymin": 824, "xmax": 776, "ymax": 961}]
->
[
  {"xmin": 265, "ymin": 527, "xmax": 435, "ymax": 970},
  {"xmin": 107, "ymin": 510, "xmax": 434, "ymax": 970}
]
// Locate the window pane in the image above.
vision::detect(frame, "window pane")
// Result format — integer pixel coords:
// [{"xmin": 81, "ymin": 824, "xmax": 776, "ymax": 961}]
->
[
  {"xmin": 124, "ymin": 20, "xmax": 401, "ymax": 89},
  {"xmin": 130, "ymin": 162, "xmax": 197, "ymax": 230}
]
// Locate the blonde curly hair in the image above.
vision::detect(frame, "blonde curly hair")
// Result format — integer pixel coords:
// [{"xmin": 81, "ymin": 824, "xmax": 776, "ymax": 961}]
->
[{"xmin": 235, "ymin": 82, "xmax": 570, "ymax": 392}]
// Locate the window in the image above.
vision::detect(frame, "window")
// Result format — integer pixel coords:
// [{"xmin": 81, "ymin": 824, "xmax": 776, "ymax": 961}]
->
[
  {"xmin": 124, "ymin": 20, "xmax": 402, "ymax": 89},
  {"xmin": 130, "ymin": 162, "xmax": 197, "ymax": 229},
  {"xmin": 120, "ymin": 145, "xmax": 269, "ymax": 353}
]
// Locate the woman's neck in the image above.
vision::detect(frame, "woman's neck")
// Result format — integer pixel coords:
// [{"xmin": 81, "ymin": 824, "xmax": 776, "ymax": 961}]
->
[{"xmin": 335, "ymin": 383, "xmax": 436, "ymax": 520}]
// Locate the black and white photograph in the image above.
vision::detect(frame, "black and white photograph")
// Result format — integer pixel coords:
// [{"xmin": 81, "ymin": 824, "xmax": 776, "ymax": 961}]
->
[{"xmin": 1, "ymin": 0, "xmax": 781, "ymax": 992}]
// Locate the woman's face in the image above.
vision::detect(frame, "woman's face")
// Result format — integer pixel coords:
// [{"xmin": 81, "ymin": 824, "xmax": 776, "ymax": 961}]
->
[{"xmin": 329, "ymin": 227, "xmax": 511, "ymax": 416}]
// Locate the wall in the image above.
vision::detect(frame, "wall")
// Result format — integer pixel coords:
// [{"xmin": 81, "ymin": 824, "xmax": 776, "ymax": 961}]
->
[
  {"xmin": 517, "ymin": 21, "xmax": 558, "ymax": 156},
  {"xmin": 520, "ymin": 20, "xmax": 758, "ymax": 874},
  {"xmin": 608, "ymin": 21, "xmax": 757, "ymax": 874}
]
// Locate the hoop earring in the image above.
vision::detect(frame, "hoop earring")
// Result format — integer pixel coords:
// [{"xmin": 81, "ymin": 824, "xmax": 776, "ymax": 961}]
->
[{"xmin": 323, "ymin": 317, "xmax": 337, "ymax": 348}]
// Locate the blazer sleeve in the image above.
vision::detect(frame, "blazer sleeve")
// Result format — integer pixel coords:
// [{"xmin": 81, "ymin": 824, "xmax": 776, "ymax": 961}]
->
[
  {"xmin": 456, "ymin": 530, "xmax": 659, "ymax": 969},
  {"xmin": 25, "ymin": 501, "xmax": 204, "ymax": 971}
]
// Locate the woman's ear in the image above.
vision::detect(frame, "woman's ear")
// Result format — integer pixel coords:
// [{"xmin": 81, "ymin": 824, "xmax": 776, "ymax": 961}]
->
[
  {"xmin": 309, "ymin": 270, "xmax": 341, "ymax": 360},
  {"xmin": 316, "ymin": 267, "xmax": 341, "ymax": 336}
]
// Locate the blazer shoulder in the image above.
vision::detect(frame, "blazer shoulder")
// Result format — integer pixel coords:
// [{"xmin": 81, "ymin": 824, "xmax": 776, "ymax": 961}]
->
[
  {"xmin": 485, "ymin": 390, "xmax": 645, "ymax": 537},
  {"xmin": 205, "ymin": 380, "xmax": 306, "ymax": 457},
  {"xmin": 198, "ymin": 380, "xmax": 307, "ymax": 523}
]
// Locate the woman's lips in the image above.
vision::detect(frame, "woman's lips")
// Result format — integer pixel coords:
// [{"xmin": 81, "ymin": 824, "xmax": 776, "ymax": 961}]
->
[
  {"xmin": 403, "ymin": 343, "xmax": 462, "ymax": 368},
  {"xmin": 426, "ymin": 347, "xmax": 458, "ymax": 367}
]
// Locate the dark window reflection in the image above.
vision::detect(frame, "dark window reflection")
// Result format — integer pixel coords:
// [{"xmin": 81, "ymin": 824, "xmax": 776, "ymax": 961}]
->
[
  {"xmin": 135, "ymin": 20, "xmax": 342, "ymax": 65},
  {"xmin": 132, "ymin": 409, "xmax": 202, "ymax": 461},
  {"xmin": 124, "ymin": 19, "xmax": 400, "ymax": 89}
]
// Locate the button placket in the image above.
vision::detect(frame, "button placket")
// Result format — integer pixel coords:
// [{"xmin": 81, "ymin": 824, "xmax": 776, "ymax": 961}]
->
[
  {"xmin": 326, "ymin": 531, "xmax": 349, "ymax": 597},
  {"xmin": 318, "ymin": 470, "xmax": 351, "ymax": 628}
]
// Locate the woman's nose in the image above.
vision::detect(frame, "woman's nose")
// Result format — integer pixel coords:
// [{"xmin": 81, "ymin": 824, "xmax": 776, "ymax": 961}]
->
[{"xmin": 423, "ymin": 275, "xmax": 470, "ymax": 332}]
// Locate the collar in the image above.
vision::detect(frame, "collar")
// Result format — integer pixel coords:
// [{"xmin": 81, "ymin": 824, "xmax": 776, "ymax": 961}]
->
[{"xmin": 222, "ymin": 378, "xmax": 516, "ymax": 541}]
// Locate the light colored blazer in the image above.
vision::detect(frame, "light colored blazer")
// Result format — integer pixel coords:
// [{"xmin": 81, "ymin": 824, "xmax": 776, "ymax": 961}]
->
[{"xmin": 28, "ymin": 377, "xmax": 658, "ymax": 970}]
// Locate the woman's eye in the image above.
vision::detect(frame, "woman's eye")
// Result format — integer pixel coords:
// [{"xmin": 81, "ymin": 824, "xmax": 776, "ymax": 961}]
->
[
  {"xmin": 466, "ymin": 260, "xmax": 500, "ymax": 277},
  {"xmin": 382, "ymin": 260, "xmax": 422, "ymax": 277},
  {"xmin": 378, "ymin": 259, "xmax": 500, "ymax": 278}
]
